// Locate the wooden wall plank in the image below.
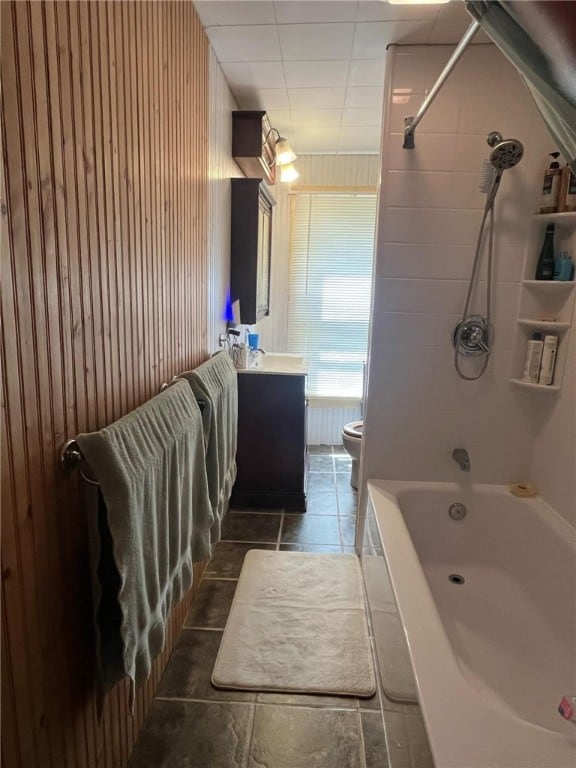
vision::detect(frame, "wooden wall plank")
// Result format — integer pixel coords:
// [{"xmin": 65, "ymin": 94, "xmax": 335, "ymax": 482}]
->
[{"xmin": 1, "ymin": 2, "xmax": 210, "ymax": 766}]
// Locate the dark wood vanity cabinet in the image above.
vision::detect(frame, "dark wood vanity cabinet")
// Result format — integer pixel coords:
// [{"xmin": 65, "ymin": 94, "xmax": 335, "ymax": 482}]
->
[
  {"xmin": 231, "ymin": 372, "xmax": 307, "ymax": 512},
  {"xmin": 230, "ymin": 178, "xmax": 275, "ymax": 324}
]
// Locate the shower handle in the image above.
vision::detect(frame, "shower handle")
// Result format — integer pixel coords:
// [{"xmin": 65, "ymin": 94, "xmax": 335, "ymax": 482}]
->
[{"xmin": 453, "ymin": 316, "xmax": 492, "ymax": 356}]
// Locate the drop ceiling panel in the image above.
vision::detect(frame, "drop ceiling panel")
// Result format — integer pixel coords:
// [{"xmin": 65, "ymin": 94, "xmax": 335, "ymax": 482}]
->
[
  {"xmin": 273, "ymin": 1, "xmax": 359, "ymax": 25},
  {"xmin": 283, "ymin": 60, "xmax": 349, "ymax": 89},
  {"xmin": 356, "ymin": 1, "xmax": 441, "ymax": 23},
  {"xmin": 338, "ymin": 125, "xmax": 382, "ymax": 153},
  {"xmin": 279, "ymin": 23, "xmax": 355, "ymax": 61},
  {"xmin": 195, "ymin": 1, "xmax": 276, "ymax": 27},
  {"xmin": 352, "ymin": 21, "xmax": 435, "ymax": 59},
  {"xmin": 342, "ymin": 108, "xmax": 383, "ymax": 127},
  {"xmin": 222, "ymin": 61, "xmax": 286, "ymax": 89},
  {"xmin": 207, "ymin": 25, "xmax": 282, "ymax": 62},
  {"xmin": 345, "ymin": 87, "xmax": 384, "ymax": 110},
  {"xmin": 288, "ymin": 87, "xmax": 346, "ymax": 110},
  {"xmin": 235, "ymin": 87, "xmax": 290, "ymax": 110},
  {"xmin": 349, "ymin": 59, "xmax": 387, "ymax": 87}
]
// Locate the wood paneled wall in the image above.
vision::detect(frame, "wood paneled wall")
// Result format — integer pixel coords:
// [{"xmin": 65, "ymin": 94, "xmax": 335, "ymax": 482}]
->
[{"xmin": 1, "ymin": 2, "xmax": 209, "ymax": 766}]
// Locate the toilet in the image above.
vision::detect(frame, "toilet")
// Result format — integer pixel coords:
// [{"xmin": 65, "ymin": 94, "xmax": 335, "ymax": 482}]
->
[{"xmin": 341, "ymin": 420, "xmax": 363, "ymax": 490}]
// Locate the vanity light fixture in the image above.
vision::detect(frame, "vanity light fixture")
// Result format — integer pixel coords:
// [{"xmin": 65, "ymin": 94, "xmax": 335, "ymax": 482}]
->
[
  {"xmin": 280, "ymin": 162, "xmax": 299, "ymax": 183},
  {"xmin": 264, "ymin": 126, "xmax": 298, "ymax": 180}
]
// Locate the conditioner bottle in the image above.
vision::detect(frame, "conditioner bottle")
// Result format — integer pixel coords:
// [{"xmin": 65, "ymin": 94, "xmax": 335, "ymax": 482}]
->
[
  {"xmin": 522, "ymin": 332, "xmax": 544, "ymax": 384},
  {"xmin": 538, "ymin": 334, "xmax": 558, "ymax": 385}
]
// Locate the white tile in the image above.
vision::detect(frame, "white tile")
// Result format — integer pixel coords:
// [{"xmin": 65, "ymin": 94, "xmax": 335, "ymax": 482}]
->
[
  {"xmin": 207, "ymin": 25, "xmax": 281, "ymax": 62},
  {"xmin": 379, "ymin": 207, "xmax": 481, "ymax": 246},
  {"xmin": 195, "ymin": 1, "xmax": 276, "ymax": 27},
  {"xmin": 288, "ymin": 87, "xmax": 346, "ymax": 110},
  {"xmin": 387, "ymin": 133, "xmax": 458, "ymax": 173},
  {"xmin": 375, "ymin": 242, "xmax": 476, "ymax": 280},
  {"xmin": 341, "ymin": 108, "xmax": 382, "ymax": 127},
  {"xmin": 383, "ymin": 170, "xmax": 453, "ymax": 209},
  {"xmin": 349, "ymin": 59, "xmax": 386, "ymax": 87},
  {"xmin": 337, "ymin": 126, "xmax": 382, "ymax": 154},
  {"xmin": 376, "ymin": 277, "xmax": 467, "ymax": 315},
  {"xmin": 279, "ymin": 23, "xmax": 355, "ymax": 61},
  {"xmin": 388, "ymin": 87, "xmax": 461, "ymax": 134},
  {"xmin": 283, "ymin": 60, "xmax": 349, "ymax": 88},
  {"xmin": 345, "ymin": 86, "xmax": 384, "ymax": 110},
  {"xmin": 234, "ymin": 87, "xmax": 289, "ymax": 110},
  {"xmin": 274, "ymin": 1, "xmax": 358, "ymax": 24},
  {"xmin": 221, "ymin": 61, "xmax": 286, "ymax": 89}
]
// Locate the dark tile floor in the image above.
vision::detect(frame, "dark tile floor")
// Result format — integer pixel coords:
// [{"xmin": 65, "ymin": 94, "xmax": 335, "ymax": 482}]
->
[{"xmin": 128, "ymin": 446, "xmax": 429, "ymax": 768}]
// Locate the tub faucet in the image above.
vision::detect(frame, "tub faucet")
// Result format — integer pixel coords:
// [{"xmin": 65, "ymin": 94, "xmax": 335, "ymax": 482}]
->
[{"xmin": 452, "ymin": 448, "xmax": 470, "ymax": 472}]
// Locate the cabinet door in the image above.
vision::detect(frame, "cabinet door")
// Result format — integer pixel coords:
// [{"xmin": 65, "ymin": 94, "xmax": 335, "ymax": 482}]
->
[{"xmin": 256, "ymin": 200, "xmax": 271, "ymax": 318}]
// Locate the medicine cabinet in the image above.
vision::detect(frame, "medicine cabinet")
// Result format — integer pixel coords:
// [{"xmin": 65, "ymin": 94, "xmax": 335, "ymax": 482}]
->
[
  {"xmin": 510, "ymin": 212, "xmax": 576, "ymax": 391},
  {"xmin": 230, "ymin": 178, "xmax": 275, "ymax": 325}
]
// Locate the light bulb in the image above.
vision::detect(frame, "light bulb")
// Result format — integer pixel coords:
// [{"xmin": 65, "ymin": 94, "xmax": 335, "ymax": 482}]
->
[{"xmin": 280, "ymin": 163, "xmax": 299, "ymax": 183}]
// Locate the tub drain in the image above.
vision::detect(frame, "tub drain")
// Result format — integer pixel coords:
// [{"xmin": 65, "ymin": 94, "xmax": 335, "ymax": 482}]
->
[{"xmin": 449, "ymin": 574, "xmax": 465, "ymax": 585}]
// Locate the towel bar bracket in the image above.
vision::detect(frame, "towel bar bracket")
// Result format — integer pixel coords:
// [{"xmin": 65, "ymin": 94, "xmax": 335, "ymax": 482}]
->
[{"xmin": 59, "ymin": 439, "xmax": 82, "ymax": 472}]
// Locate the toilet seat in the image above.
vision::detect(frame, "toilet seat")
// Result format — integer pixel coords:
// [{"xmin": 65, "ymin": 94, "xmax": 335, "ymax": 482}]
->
[{"xmin": 343, "ymin": 420, "xmax": 363, "ymax": 439}]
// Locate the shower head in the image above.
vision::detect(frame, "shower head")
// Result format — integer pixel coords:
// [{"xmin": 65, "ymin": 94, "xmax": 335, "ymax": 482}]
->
[{"xmin": 486, "ymin": 132, "xmax": 524, "ymax": 170}]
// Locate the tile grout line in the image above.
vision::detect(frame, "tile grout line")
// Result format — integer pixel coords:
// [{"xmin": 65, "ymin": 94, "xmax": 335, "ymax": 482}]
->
[
  {"xmin": 276, "ymin": 510, "xmax": 284, "ymax": 550},
  {"xmin": 357, "ymin": 707, "xmax": 369, "ymax": 768}
]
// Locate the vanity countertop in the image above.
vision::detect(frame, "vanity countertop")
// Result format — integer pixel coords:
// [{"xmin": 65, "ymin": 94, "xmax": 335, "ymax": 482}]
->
[{"xmin": 236, "ymin": 352, "xmax": 309, "ymax": 376}]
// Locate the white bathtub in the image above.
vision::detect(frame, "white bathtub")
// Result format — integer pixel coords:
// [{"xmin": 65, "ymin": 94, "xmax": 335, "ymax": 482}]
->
[{"xmin": 366, "ymin": 480, "xmax": 576, "ymax": 768}]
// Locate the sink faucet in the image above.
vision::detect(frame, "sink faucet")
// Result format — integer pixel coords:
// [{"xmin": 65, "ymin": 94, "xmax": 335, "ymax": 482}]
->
[{"xmin": 452, "ymin": 448, "xmax": 470, "ymax": 472}]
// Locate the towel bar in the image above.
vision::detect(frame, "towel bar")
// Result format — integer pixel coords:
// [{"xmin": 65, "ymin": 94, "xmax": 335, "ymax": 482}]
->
[{"xmin": 59, "ymin": 439, "xmax": 100, "ymax": 484}]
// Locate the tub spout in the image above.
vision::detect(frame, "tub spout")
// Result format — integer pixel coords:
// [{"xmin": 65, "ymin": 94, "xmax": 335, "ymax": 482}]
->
[{"xmin": 452, "ymin": 448, "xmax": 470, "ymax": 472}]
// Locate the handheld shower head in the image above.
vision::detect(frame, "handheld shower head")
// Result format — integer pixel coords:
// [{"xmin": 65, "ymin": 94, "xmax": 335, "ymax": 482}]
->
[{"xmin": 487, "ymin": 134, "xmax": 524, "ymax": 170}]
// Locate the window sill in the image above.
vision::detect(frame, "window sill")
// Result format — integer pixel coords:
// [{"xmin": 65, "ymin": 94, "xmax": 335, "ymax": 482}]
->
[{"xmin": 307, "ymin": 396, "xmax": 362, "ymax": 409}]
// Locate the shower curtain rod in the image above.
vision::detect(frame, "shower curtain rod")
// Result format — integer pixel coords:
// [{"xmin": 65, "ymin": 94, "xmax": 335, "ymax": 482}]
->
[{"xmin": 403, "ymin": 18, "xmax": 481, "ymax": 149}]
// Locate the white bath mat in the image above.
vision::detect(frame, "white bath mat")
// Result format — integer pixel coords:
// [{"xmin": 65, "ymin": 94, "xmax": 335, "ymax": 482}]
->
[
  {"xmin": 212, "ymin": 550, "xmax": 376, "ymax": 697},
  {"xmin": 372, "ymin": 611, "xmax": 418, "ymax": 703}
]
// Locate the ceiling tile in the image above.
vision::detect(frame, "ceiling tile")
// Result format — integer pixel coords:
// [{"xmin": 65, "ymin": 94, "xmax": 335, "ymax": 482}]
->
[
  {"xmin": 284, "ymin": 60, "xmax": 349, "ymax": 89},
  {"xmin": 337, "ymin": 125, "xmax": 382, "ymax": 153},
  {"xmin": 349, "ymin": 59, "xmax": 386, "ymax": 87},
  {"xmin": 221, "ymin": 61, "xmax": 286, "ymax": 89},
  {"xmin": 345, "ymin": 87, "xmax": 384, "ymax": 110},
  {"xmin": 342, "ymin": 108, "xmax": 382, "ymax": 127},
  {"xmin": 234, "ymin": 87, "xmax": 290, "ymax": 110},
  {"xmin": 352, "ymin": 20, "xmax": 434, "ymax": 58},
  {"xmin": 279, "ymin": 23, "xmax": 355, "ymax": 61},
  {"xmin": 356, "ymin": 0, "xmax": 439, "ymax": 23},
  {"xmin": 289, "ymin": 109, "xmax": 342, "ymax": 128},
  {"xmin": 288, "ymin": 87, "xmax": 346, "ymax": 110},
  {"xmin": 274, "ymin": 1, "xmax": 358, "ymax": 24},
  {"xmin": 194, "ymin": 2, "xmax": 276, "ymax": 27},
  {"xmin": 291, "ymin": 126, "xmax": 340, "ymax": 154},
  {"xmin": 206, "ymin": 25, "xmax": 281, "ymax": 62}
]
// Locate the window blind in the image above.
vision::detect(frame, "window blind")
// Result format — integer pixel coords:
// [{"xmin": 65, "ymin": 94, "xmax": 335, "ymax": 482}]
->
[{"xmin": 287, "ymin": 193, "xmax": 377, "ymax": 398}]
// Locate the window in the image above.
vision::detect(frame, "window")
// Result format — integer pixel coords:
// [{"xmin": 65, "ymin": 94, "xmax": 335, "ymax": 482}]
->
[{"xmin": 287, "ymin": 193, "xmax": 377, "ymax": 399}]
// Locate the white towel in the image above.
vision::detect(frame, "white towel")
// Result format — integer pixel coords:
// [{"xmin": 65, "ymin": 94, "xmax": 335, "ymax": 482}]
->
[{"xmin": 76, "ymin": 380, "xmax": 212, "ymax": 704}]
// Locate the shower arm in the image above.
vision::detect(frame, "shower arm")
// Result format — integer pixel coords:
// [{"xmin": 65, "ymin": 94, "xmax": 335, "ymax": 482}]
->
[{"xmin": 403, "ymin": 19, "xmax": 481, "ymax": 149}]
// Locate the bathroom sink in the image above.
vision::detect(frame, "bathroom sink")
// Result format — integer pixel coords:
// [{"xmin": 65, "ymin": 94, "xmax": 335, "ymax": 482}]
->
[{"xmin": 244, "ymin": 353, "xmax": 309, "ymax": 375}]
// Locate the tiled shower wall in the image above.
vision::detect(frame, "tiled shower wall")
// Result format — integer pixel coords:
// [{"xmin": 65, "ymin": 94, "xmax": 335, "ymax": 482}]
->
[{"xmin": 363, "ymin": 44, "xmax": 574, "ymax": 523}]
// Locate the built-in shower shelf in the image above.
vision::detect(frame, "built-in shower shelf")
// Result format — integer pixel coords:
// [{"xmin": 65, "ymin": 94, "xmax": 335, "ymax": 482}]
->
[
  {"xmin": 532, "ymin": 212, "xmax": 576, "ymax": 225},
  {"xmin": 510, "ymin": 378, "xmax": 561, "ymax": 392},
  {"xmin": 517, "ymin": 318, "xmax": 571, "ymax": 331},
  {"xmin": 521, "ymin": 280, "xmax": 575, "ymax": 290}
]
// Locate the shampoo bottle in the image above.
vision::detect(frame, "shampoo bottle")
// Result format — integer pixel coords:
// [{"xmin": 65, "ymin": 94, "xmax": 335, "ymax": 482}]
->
[
  {"xmin": 540, "ymin": 152, "xmax": 562, "ymax": 213},
  {"xmin": 522, "ymin": 332, "xmax": 544, "ymax": 383},
  {"xmin": 535, "ymin": 224, "xmax": 555, "ymax": 280},
  {"xmin": 538, "ymin": 334, "xmax": 558, "ymax": 385}
]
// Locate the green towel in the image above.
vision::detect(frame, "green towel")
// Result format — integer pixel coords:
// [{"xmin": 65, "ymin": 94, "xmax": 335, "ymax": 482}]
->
[
  {"xmin": 76, "ymin": 380, "xmax": 212, "ymax": 701},
  {"xmin": 179, "ymin": 351, "xmax": 238, "ymax": 545}
]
